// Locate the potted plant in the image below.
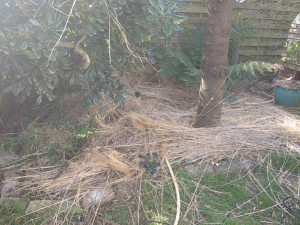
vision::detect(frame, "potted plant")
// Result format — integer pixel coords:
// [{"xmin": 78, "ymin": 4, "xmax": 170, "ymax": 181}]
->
[
  {"xmin": 274, "ymin": 41, "xmax": 300, "ymax": 107},
  {"xmin": 286, "ymin": 40, "xmax": 300, "ymax": 80}
]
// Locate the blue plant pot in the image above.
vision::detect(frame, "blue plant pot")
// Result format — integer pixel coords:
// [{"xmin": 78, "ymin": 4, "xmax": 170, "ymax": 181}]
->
[{"xmin": 274, "ymin": 86, "xmax": 300, "ymax": 107}]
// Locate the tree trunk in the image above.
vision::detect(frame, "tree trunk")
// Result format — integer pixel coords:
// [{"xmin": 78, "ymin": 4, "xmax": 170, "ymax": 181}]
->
[{"xmin": 193, "ymin": 0, "xmax": 235, "ymax": 128}]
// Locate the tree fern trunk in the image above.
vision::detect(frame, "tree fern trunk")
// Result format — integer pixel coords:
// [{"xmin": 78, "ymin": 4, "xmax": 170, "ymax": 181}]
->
[{"xmin": 193, "ymin": 0, "xmax": 235, "ymax": 128}]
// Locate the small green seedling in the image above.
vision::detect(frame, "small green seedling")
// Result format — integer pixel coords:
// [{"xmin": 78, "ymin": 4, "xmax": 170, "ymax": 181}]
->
[
  {"xmin": 139, "ymin": 153, "xmax": 160, "ymax": 174},
  {"xmin": 76, "ymin": 125, "xmax": 99, "ymax": 139}
]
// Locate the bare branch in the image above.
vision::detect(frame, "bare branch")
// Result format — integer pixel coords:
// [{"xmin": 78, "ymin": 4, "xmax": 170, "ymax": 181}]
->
[
  {"xmin": 57, "ymin": 27, "xmax": 90, "ymax": 70},
  {"xmin": 48, "ymin": 0, "xmax": 78, "ymax": 66},
  {"xmin": 33, "ymin": 0, "xmax": 47, "ymax": 19}
]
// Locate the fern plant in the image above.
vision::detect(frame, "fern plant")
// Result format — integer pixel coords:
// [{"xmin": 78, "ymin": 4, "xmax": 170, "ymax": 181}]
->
[
  {"xmin": 158, "ymin": 23, "xmax": 205, "ymax": 82},
  {"xmin": 226, "ymin": 61, "xmax": 282, "ymax": 88},
  {"xmin": 157, "ymin": 19, "xmax": 280, "ymax": 88}
]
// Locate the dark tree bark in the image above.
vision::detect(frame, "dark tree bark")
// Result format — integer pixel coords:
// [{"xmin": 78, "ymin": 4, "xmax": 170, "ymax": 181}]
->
[{"xmin": 193, "ymin": 0, "xmax": 235, "ymax": 128}]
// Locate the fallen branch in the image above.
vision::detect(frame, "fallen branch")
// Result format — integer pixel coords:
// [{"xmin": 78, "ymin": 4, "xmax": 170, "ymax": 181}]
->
[
  {"xmin": 56, "ymin": 26, "xmax": 90, "ymax": 70},
  {"xmin": 165, "ymin": 155, "xmax": 180, "ymax": 225}
]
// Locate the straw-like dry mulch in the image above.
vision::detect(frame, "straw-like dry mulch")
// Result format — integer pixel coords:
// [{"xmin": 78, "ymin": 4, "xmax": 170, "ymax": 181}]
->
[{"xmin": 6, "ymin": 77, "xmax": 299, "ymax": 199}]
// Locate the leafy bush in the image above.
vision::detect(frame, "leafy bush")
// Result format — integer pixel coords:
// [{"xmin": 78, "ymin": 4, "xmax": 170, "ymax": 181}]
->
[{"xmin": 0, "ymin": 0, "xmax": 185, "ymax": 106}]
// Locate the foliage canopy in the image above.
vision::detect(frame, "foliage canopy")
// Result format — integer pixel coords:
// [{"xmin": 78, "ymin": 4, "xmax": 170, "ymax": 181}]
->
[{"xmin": 0, "ymin": 0, "xmax": 185, "ymax": 106}]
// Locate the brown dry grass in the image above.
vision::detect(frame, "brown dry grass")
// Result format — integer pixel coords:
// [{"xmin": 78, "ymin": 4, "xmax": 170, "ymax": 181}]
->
[
  {"xmin": 2, "ymin": 77, "xmax": 300, "ymax": 223},
  {"xmin": 19, "ymin": 79, "xmax": 300, "ymax": 191}
]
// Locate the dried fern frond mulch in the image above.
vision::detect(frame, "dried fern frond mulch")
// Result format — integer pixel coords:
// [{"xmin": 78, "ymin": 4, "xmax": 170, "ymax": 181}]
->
[
  {"xmin": 7, "ymin": 80, "xmax": 299, "ymax": 198},
  {"xmin": 0, "ymin": 80, "xmax": 300, "ymax": 207}
]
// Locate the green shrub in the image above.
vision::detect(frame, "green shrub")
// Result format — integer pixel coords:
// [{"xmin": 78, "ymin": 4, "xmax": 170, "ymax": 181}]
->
[{"xmin": 0, "ymin": 0, "xmax": 184, "ymax": 106}]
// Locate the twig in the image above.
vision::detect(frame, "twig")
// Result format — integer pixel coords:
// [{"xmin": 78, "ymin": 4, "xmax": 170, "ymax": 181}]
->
[
  {"xmin": 48, "ymin": 2, "xmax": 69, "ymax": 17},
  {"xmin": 137, "ymin": 176, "xmax": 142, "ymax": 225},
  {"xmin": 165, "ymin": 156, "xmax": 180, "ymax": 225},
  {"xmin": 105, "ymin": 1, "xmax": 112, "ymax": 67},
  {"xmin": 48, "ymin": 0, "xmax": 78, "ymax": 67},
  {"xmin": 33, "ymin": 0, "xmax": 47, "ymax": 19},
  {"xmin": 56, "ymin": 41, "xmax": 90, "ymax": 70},
  {"xmin": 57, "ymin": 25, "xmax": 91, "ymax": 70},
  {"xmin": 91, "ymin": 1, "xmax": 105, "ymax": 8},
  {"xmin": 297, "ymin": 173, "xmax": 300, "ymax": 197}
]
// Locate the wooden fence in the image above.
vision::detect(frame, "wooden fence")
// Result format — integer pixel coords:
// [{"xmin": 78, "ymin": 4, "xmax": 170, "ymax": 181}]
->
[{"xmin": 177, "ymin": 0, "xmax": 300, "ymax": 62}]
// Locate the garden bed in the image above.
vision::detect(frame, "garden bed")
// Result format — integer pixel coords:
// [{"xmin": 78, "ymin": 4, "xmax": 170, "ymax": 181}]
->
[{"xmin": 1, "ymin": 77, "xmax": 300, "ymax": 224}]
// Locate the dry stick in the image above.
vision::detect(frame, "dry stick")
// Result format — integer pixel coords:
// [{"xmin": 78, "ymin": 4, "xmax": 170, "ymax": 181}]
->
[
  {"xmin": 245, "ymin": 98, "xmax": 274, "ymax": 105},
  {"xmin": 297, "ymin": 173, "xmax": 300, "ymax": 197},
  {"xmin": 57, "ymin": 0, "xmax": 72, "ymax": 8},
  {"xmin": 232, "ymin": 203, "xmax": 280, "ymax": 218},
  {"xmin": 49, "ymin": 2, "xmax": 69, "ymax": 16},
  {"xmin": 108, "ymin": 15, "xmax": 112, "ymax": 66},
  {"xmin": 137, "ymin": 176, "xmax": 142, "ymax": 225},
  {"xmin": 48, "ymin": 0, "xmax": 77, "ymax": 66},
  {"xmin": 105, "ymin": 1, "xmax": 112, "ymax": 67},
  {"xmin": 104, "ymin": 3, "xmax": 155, "ymax": 72},
  {"xmin": 165, "ymin": 156, "xmax": 180, "ymax": 225},
  {"xmin": 109, "ymin": 11, "xmax": 145, "ymax": 64},
  {"xmin": 33, "ymin": 0, "xmax": 47, "ymax": 19}
]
